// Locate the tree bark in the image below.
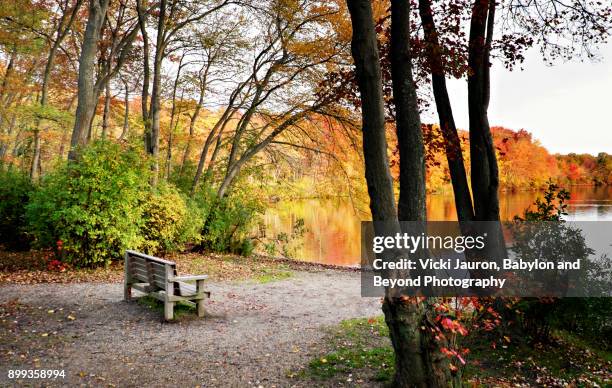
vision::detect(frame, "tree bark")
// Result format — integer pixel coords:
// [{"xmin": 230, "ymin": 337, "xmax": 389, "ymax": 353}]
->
[
  {"xmin": 166, "ymin": 56, "xmax": 186, "ymax": 179},
  {"xmin": 418, "ymin": 0, "xmax": 475, "ymax": 222},
  {"xmin": 347, "ymin": 1, "xmax": 448, "ymax": 386},
  {"xmin": 346, "ymin": 0, "xmax": 397, "ymax": 222},
  {"xmin": 468, "ymin": 0, "xmax": 500, "ymax": 222},
  {"xmin": 389, "ymin": 1, "xmax": 451, "ymax": 386},
  {"xmin": 69, "ymin": 0, "xmax": 110, "ymax": 160},
  {"xmin": 147, "ymin": 0, "xmax": 167, "ymax": 185},
  {"xmin": 392, "ymin": 0, "xmax": 426, "ymax": 223},
  {"xmin": 136, "ymin": 0, "xmax": 151, "ymax": 133}
]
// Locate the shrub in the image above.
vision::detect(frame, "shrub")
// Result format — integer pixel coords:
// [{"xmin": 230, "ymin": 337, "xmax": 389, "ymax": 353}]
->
[
  {"xmin": 140, "ymin": 183, "xmax": 188, "ymax": 254},
  {"xmin": 197, "ymin": 187, "xmax": 262, "ymax": 256},
  {"xmin": 0, "ymin": 169, "xmax": 33, "ymax": 249},
  {"xmin": 513, "ymin": 182, "xmax": 612, "ymax": 344},
  {"xmin": 26, "ymin": 141, "xmax": 149, "ymax": 267}
]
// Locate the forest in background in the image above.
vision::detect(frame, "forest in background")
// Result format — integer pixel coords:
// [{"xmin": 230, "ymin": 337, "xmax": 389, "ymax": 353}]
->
[
  {"xmin": 1, "ymin": 0, "xmax": 609, "ymax": 203},
  {"xmin": 0, "ymin": 0, "xmax": 610, "ymax": 269}
]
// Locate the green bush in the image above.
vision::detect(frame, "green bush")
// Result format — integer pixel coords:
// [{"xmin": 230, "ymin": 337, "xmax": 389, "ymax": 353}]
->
[
  {"xmin": 141, "ymin": 183, "xmax": 188, "ymax": 254},
  {"xmin": 0, "ymin": 169, "xmax": 33, "ymax": 249},
  {"xmin": 513, "ymin": 182, "xmax": 612, "ymax": 345},
  {"xmin": 26, "ymin": 141, "xmax": 149, "ymax": 267},
  {"xmin": 197, "ymin": 187, "xmax": 261, "ymax": 256}
]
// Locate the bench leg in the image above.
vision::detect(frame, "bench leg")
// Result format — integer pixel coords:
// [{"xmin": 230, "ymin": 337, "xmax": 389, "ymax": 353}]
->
[
  {"xmin": 196, "ymin": 279, "xmax": 206, "ymax": 318},
  {"xmin": 164, "ymin": 301, "xmax": 175, "ymax": 321},
  {"xmin": 124, "ymin": 283, "xmax": 132, "ymax": 301},
  {"xmin": 197, "ymin": 298, "xmax": 205, "ymax": 318}
]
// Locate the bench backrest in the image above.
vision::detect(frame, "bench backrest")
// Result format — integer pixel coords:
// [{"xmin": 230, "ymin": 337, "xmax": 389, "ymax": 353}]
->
[{"xmin": 125, "ymin": 250, "xmax": 178, "ymax": 292}]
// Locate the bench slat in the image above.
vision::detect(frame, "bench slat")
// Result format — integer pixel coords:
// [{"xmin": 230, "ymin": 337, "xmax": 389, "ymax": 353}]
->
[{"xmin": 126, "ymin": 250, "xmax": 176, "ymax": 266}]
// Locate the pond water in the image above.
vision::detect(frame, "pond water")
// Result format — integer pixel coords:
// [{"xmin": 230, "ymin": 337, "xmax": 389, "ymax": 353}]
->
[{"xmin": 260, "ymin": 186, "xmax": 612, "ymax": 266}]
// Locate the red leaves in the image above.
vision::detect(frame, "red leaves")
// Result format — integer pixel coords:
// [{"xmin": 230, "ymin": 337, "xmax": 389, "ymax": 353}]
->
[{"xmin": 47, "ymin": 258, "xmax": 68, "ymax": 272}]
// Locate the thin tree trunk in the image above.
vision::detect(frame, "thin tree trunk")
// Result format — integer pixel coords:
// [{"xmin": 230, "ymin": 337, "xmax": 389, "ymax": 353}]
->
[
  {"xmin": 59, "ymin": 95, "xmax": 77, "ymax": 157},
  {"xmin": 166, "ymin": 58, "xmax": 185, "ymax": 179},
  {"xmin": 147, "ymin": 0, "xmax": 166, "ymax": 185},
  {"xmin": 32, "ymin": 0, "xmax": 81, "ymax": 177},
  {"xmin": 0, "ymin": 115, "xmax": 16, "ymax": 161},
  {"xmin": 0, "ymin": 47, "xmax": 16, "ymax": 105},
  {"xmin": 418, "ymin": 0, "xmax": 475, "ymax": 222},
  {"xmin": 30, "ymin": 131, "xmax": 41, "ymax": 180},
  {"xmin": 41, "ymin": 0, "xmax": 83, "ymax": 106},
  {"xmin": 101, "ymin": 78, "xmax": 111, "ymax": 138},
  {"xmin": 179, "ymin": 71, "xmax": 207, "ymax": 175},
  {"xmin": 136, "ymin": 0, "xmax": 151, "ymax": 146},
  {"xmin": 191, "ymin": 106, "xmax": 235, "ymax": 195},
  {"xmin": 120, "ymin": 80, "xmax": 129, "ymax": 139},
  {"xmin": 203, "ymin": 130, "xmax": 223, "ymax": 184}
]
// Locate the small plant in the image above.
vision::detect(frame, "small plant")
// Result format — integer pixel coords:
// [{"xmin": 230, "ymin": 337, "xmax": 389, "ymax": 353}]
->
[{"xmin": 517, "ymin": 179, "xmax": 570, "ymax": 221}]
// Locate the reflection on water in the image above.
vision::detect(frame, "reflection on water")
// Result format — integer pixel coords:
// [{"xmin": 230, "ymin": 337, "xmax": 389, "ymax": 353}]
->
[{"xmin": 261, "ymin": 186, "xmax": 612, "ymax": 266}]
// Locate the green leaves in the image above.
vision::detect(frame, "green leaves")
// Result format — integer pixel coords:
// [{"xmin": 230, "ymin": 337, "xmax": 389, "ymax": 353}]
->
[{"xmin": 26, "ymin": 141, "xmax": 149, "ymax": 267}]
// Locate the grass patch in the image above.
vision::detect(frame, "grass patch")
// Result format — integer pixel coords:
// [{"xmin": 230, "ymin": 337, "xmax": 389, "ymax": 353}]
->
[
  {"xmin": 463, "ymin": 329, "xmax": 611, "ymax": 386},
  {"xmin": 295, "ymin": 316, "xmax": 611, "ymax": 387},
  {"xmin": 254, "ymin": 267, "xmax": 293, "ymax": 283},
  {"xmin": 292, "ymin": 316, "xmax": 395, "ymax": 384},
  {"xmin": 136, "ymin": 296, "xmax": 196, "ymax": 320}
]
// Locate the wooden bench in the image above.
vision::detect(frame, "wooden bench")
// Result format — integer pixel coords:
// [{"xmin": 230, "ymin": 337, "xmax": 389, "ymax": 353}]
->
[{"xmin": 123, "ymin": 250, "xmax": 210, "ymax": 320}]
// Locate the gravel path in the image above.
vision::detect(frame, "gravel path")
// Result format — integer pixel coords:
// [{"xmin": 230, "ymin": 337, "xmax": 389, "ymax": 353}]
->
[{"xmin": 0, "ymin": 270, "xmax": 381, "ymax": 387}]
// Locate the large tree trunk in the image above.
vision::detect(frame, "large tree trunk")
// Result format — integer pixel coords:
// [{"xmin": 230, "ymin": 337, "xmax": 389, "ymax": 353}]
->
[
  {"xmin": 392, "ymin": 0, "xmax": 426, "ymax": 223},
  {"xmin": 347, "ymin": 1, "xmax": 446, "ymax": 386},
  {"xmin": 69, "ymin": 0, "xmax": 110, "ymax": 160},
  {"xmin": 389, "ymin": 1, "xmax": 450, "ymax": 386},
  {"xmin": 418, "ymin": 0, "xmax": 475, "ymax": 222},
  {"xmin": 346, "ymin": 0, "xmax": 397, "ymax": 222},
  {"xmin": 468, "ymin": 0, "xmax": 500, "ymax": 222}
]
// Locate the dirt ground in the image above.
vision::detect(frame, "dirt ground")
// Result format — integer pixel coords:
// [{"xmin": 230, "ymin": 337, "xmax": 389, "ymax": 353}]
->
[{"xmin": 0, "ymin": 270, "xmax": 381, "ymax": 387}]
